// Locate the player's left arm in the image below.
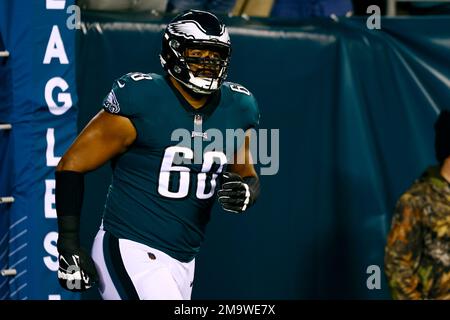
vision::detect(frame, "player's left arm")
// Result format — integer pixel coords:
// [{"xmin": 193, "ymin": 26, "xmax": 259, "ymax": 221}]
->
[{"xmin": 218, "ymin": 129, "xmax": 260, "ymax": 213}]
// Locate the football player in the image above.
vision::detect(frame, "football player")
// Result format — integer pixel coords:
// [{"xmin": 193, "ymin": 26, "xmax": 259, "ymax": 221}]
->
[{"xmin": 55, "ymin": 10, "xmax": 260, "ymax": 299}]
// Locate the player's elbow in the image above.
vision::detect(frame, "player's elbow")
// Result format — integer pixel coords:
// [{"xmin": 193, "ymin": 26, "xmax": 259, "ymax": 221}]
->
[{"xmin": 56, "ymin": 156, "xmax": 83, "ymax": 173}]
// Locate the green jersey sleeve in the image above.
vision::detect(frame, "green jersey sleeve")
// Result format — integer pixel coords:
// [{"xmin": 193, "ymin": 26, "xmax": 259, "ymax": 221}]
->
[
  {"xmin": 102, "ymin": 72, "xmax": 153, "ymax": 117},
  {"xmin": 228, "ymin": 82, "xmax": 260, "ymax": 130},
  {"xmin": 245, "ymin": 93, "xmax": 260, "ymax": 130}
]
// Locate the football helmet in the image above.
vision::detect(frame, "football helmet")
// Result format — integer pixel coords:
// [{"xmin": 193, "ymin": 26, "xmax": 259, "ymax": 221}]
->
[{"xmin": 160, "ymin": 10, "xmax": 231, "ymax": 94}]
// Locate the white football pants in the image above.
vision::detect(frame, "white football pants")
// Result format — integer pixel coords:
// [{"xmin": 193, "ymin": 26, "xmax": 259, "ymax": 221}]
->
[{"xmin": 91, "ymin": 228, "xmax": 195, "ymax": 300}]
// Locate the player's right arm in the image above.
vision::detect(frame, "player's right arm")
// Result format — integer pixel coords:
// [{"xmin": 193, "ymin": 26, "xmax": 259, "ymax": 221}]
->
[
  {"xmin": 384, "ymin": 195, "xmax": 423, "ymax": 300},
  {"xmin": 55, "ymin": 110, "xmax": 136, "ymax": 292},
  {"xmin": 56, "ymin": 110, "xmax": 136, "ymax": 172}
]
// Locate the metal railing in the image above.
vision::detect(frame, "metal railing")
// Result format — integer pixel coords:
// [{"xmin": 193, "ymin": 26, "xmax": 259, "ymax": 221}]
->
[
  {"xmin": 0, "ymin": 124, "xmax": 12, "ymax": 130},
  {"xmin": 0, "ymin": 197, "xmax": 14, "ymax": 204},
  {"xmin": 1, "ymin": 269, "xmax": 17, "ymax": 277}
]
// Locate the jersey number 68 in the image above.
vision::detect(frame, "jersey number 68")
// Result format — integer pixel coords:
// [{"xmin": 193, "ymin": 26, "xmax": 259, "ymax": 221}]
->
[{"xmin": 158, "ymin": 146, "xmax": 227, "ymax": 200}]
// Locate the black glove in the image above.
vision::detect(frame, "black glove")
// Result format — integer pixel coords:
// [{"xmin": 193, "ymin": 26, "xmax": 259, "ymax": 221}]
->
[
  {"xmin": 217, "ymin": 172, "xmax": 258, "ymax": 213},
  {"xmin": 57, "ymin": 216, "xmax": 98, "ymax": 292}
]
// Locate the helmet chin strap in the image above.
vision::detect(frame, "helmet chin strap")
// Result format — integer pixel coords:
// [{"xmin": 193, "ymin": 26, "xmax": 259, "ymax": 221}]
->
[
  {"xmin": 187, "ymin": 85, "xmax": 209, "ymax": 99},
  {"xmin": 188, "ymin": 72, "xmax": 219, "ymax": 93},
  {"xmin": 169, "ymin": 70, "xmax": 215, "ymax": 96},
  {"xmin": 188, "ymin": 82, "xmax": 215, "ymax": 95},
  {"xmin": 180, "ymin": 78, "xmax": 210, "ymax": 98}
]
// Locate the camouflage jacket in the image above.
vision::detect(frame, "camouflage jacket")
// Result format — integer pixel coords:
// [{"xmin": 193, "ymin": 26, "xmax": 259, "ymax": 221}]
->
[{"xmin": 385, "ymin": 166, "xmax": 450, "ymax": 300}]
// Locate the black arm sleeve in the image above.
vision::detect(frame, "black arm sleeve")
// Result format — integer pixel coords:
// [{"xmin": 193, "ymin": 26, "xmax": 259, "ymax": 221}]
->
[{"xmin": 55, "ymin": 170, "xmax": 85, "ymax": 252}]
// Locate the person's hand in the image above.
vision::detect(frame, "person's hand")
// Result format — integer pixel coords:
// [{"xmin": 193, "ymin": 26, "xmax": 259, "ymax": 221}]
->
[
  {"xmin": 217, "ymin": 172, "xmax": 252, "ymax": 213},
  {"xmin": 57, "ymin": 243, "xmax": 98, "ymax": 292}
]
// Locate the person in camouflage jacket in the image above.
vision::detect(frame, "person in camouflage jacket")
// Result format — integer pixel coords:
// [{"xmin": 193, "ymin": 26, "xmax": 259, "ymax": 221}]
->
[{"xmin": 385, "ymin": 111, "xmax": 450, "ymax": 300}]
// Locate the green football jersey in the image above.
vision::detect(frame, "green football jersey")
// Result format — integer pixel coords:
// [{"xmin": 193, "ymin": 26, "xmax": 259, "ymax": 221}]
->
[{"xmin": 101, "ymin": 72, "xmax": 259, "ymax": 262}]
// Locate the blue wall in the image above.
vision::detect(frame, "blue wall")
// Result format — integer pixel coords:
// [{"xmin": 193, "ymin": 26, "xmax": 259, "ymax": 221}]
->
[
  {"xmin": 0, "ymin": 0, "xmax": 78, "ymax": 300},
  {"xmin": 75, "ymin": 14, "xmax": 450, "ymax": 299}
]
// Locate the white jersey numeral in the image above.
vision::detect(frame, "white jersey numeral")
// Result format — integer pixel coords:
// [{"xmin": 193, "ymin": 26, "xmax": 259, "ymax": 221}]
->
[
  {"xmin": 230, "ymin": 84, "xmax": 250, "ymax": 96},
  {"xmin": 196, "ymin": 151, "xmax": 227, "ymax": 199},
  {"xmin": 129, "ymin": 72, "xmax": 152, "ymax": 81},
  {"xmin": 158, "ymin": 146, "xmax": 193, "ymax": 198},
  {"xmin": 158, "ymin": 147, "xmax": 227, "ymax": 199}
]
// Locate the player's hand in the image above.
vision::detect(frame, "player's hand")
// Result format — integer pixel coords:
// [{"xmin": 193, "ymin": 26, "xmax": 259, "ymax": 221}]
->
[
  {"xmin": 217, "ymin": 172, "xmax": 252, "ymax": 213},
  {"xmin": 57, "ymin": 246, "xmax": 98, "ymax": 292}
]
